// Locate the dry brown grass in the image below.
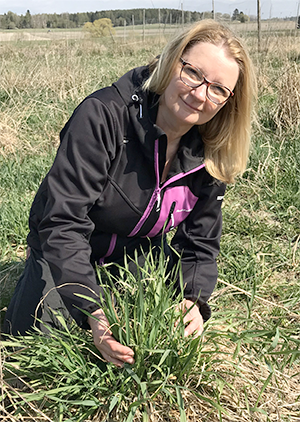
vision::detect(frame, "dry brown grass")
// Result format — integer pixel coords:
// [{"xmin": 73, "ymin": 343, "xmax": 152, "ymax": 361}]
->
[
  {"xmin": 0, "ymin": 38, "xmax": 162, "ymax": 157},
  {"xmin": 249, "ymin": 32, "xmax": 300, "ymax": 135}
]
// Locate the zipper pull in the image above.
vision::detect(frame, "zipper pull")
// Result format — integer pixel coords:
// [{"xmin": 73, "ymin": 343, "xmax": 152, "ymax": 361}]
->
[
  {"xmin": 169, "ymin": 202, "xmax": 176, "ymax": 231},
  {"xmin": 156, "ymin": 191, "xmax": 161, "ymax": 212},
  {"xmin": 131, "ymin": 94, "xmax": 143, "ymax": 118}
]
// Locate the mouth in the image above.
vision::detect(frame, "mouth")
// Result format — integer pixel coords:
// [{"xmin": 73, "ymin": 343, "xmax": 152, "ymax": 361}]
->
[{"xmin": 180, "ymin": 96, "xmax": 201, "ymax": 112}]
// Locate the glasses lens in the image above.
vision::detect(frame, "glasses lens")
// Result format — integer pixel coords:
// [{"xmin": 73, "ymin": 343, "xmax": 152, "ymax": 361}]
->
[
  {"xmin": 180, "ymin": 61, "xmax": 231, "ymax": 105},
  {"xmin": 181, "ymin": 64, "xmax": 203, "ymax": 88},
  {"xmin": 207, "ymin": 84, "xmax": 230, "ymax": 104}
]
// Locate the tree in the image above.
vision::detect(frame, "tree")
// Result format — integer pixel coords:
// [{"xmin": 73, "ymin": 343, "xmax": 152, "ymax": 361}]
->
[
  {"xmin": 1, "ymin": 11, "xmax": 19, "ymax": 29},
  {"xmin": 24, "ymin": 9, "xmax": 32, "ymax": 27},
  {"xmin": 232, "ymin": 8, "xmax": 239, "ymax": 21},
  {"xmin": 19, "ymin": 9, "xmax": 32, "ymax": 28},
  {"xmin": 83, "ymin": 18, "xmax": 115, "ymax": 37},
  {"xmin": 239, "ymin": 11, "xmax": 245, "ymax": 23}
]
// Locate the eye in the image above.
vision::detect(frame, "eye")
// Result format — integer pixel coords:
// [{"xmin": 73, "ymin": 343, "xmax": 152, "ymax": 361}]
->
[
  {"xmin": 210, "ymin": 84, "xmax": 228, "ymax": 97},
  {"xmin": 184, "ymin": 65, "xmax": 202, "ymax": 81}
]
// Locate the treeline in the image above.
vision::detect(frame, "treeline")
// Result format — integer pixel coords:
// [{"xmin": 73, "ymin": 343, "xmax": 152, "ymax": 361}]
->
[{"xmin": 1, "ymin": 9, "xmax": 233, "ymax": 30}]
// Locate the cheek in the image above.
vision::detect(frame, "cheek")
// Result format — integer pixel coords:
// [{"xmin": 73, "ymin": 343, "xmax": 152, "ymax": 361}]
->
[
  {"xmin": 164, "ymin": 88, "xmax": 179, "ymax": 110},
  {"xmin": 167, "ymin": 78, "xmax": 186, "ymax": 99},
  {"xmin": 207, "ymin": 103, "xmax": 223, "ymax": 118},
  {"xmin": 199, "ymin": 104, "xmax": 223, "ymax": 125}
]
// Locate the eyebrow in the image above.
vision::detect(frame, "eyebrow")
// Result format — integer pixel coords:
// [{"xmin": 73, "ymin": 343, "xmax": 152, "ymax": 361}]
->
[
  {"xmin": 181, "ymin": 57, "xmax": 229, "ymax": 88},
  {"xmin": 181, "ymin": 58, "xmax": 204, "ymax": 74}
]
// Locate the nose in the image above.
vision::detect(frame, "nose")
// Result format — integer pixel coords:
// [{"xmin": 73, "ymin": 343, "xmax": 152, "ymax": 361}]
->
[{"xmin": 190, "ymin": 83, "xmax": 207, "ymax": 102}]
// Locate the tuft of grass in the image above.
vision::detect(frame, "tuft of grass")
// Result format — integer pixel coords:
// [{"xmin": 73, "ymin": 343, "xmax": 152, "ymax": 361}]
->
[
  {"xmin": 1, "ymin": 249, "xmax": 299, "ymax": 421},
  {"xmin": 1, "ymin": 248, "xmax": 212, "ymax": 421}
]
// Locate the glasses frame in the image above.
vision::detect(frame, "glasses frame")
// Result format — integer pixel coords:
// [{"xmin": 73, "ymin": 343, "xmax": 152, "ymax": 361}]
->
[{"xmin": 180, "ymin": 58, "xmax": 234, "ymax": 105}]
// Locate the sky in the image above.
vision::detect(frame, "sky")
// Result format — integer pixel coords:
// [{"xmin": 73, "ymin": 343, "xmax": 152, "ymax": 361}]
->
[{"xmin": 0, "ymin": 0, "xmax": 298, "ymax": 19}]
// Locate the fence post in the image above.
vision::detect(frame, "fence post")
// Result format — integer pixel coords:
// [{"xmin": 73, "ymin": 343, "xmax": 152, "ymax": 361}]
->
[
  {"xmin": 143, "ymin": 9, "xmax": 145, "ymax": 43},
  {"xmin": 257, "ymin": 0, "xmax": 261, "ymax": 52},
  {"xmin": 158, "ymin": 8, "xmax": 161, "ymax": 43}
]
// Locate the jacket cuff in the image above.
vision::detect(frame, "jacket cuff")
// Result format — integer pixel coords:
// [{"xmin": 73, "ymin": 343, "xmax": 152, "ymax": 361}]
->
[
  {"xmin": 76, "ymin": 302, "xmax": 101, "ymax": 329},
  {"xmin": 198, "ymin": 301, "xmax": 211, "ymax": 321}
]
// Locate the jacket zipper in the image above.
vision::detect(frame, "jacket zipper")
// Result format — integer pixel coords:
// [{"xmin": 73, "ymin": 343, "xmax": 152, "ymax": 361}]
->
[
  {"xmin": 128, "ymin": 139, "xmax": 206, "ymax": 237},
  {"xmin": 131, "ymin": 94, "xmax": 143, "ymax": 118},
  {"xmin": 99, "ymin": 233, "xmax": 117, "ymax": 265},
  {"xmin": 166, "ymin": 201, "xmax": 176, "ymax": 231}
]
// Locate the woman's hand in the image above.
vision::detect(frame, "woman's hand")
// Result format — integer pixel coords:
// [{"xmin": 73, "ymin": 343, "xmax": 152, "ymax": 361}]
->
[
  {"xmin": 88, "ymin": 309, "xmax": 135, "ymax": 368},
  {"xmin": 175, "ymin": 299, "xmax": 204, "ymax": 337}
]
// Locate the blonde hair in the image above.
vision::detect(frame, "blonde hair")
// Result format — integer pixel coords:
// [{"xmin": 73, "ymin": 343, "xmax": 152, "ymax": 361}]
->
[{"xmin": 143, "ymin": 20, "xmax": 257, "ymax": 184}]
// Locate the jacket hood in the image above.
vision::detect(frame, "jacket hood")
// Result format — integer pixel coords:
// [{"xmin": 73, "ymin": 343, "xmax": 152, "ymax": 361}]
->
[
  {"xmin": 113, "ymin": 65, "xmax": 149, "ymax": 104},
  {"xmin": 113, "ymin": 65, "xmax": 166, "ymax": 163},
  {"xmin": 113, "ymin": 65, "xmax": 206, "ymax": 173}
]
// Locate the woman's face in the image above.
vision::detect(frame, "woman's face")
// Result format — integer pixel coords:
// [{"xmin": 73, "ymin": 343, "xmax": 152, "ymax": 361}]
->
[{"xmin": 160, "ymin": 42, "xmax": 240, "ymax": 131}]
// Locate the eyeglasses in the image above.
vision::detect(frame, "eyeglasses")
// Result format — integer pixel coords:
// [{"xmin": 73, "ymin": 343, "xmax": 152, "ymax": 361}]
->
[{"xmin": 180, "ymin": 58, "xmax": 234, "ymax": 105}]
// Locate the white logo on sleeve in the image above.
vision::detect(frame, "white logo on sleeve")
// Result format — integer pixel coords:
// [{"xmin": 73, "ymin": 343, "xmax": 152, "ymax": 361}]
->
[{"xmin": 217, "ymin": 196, "xmax": 224, "ymax": 201}]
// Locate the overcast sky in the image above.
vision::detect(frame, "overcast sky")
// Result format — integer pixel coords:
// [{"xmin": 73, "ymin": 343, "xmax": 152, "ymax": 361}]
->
[{"xmin": 0, "ymin": 0, "xmax": 297, "ymax": 19}]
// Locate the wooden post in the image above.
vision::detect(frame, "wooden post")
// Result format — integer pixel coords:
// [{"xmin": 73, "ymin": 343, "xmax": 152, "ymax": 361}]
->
[
  {"xmin": 143, "ymin": 9, "xmax": 145, "ymax": 43},
  {"xmin": 181, "ymin": 3, "xmax": 184, "ymax": 28},
  {"xmin": 212, "ymin": 0, "xmax": 215, "ymax": 20},
  {"xmin": 158, "ymin": 8, "xmax": 161, "ymax": 43},
  {"xmin": 257, "ymin": 0, "xmax": 261, "ymax": 52}
]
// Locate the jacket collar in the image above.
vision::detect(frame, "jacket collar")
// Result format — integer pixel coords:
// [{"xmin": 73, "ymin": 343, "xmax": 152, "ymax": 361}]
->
[
  {"xmin": 113, "ymin": 66, "xmax": 205, "ymax": 173},
  {"xmin": 113, "ymin": 66, "xmax": 165, "ymax": 163}
]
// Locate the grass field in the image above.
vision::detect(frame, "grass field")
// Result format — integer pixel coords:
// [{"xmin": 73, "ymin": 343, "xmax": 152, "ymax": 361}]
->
[
  {"xmin": 0, "ymin": 19, "xmax": 296, "ymax": 42},
  {"xmin": 0, "ymin": 25, "xmax": 300, "ymax": 421}
]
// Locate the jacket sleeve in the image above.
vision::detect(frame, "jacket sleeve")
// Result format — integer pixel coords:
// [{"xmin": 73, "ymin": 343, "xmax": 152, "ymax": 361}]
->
[
  {"xmin": 170, "ymin": 180, "xmax": 226, "ymax": 321},
  {"xmin": 37, "ymin": 97, "xmax": 120, "ymax": 328}
]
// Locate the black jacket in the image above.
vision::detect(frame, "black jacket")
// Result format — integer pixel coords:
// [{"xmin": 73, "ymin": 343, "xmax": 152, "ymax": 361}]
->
[{"xmin": 27, "ymin": 66, "xmax": 226, "ymax": 327}]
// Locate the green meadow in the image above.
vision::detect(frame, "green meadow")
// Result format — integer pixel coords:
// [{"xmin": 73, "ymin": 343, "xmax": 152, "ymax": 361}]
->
[{"xmin": 0, "ymin": 27, "xmax": 299, "ymax": 421}]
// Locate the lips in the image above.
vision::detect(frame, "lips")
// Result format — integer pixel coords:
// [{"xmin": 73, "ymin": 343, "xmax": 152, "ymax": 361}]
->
[{"xmin": 180, "ymin": 96, "xmax": 201, "ymax": 112}]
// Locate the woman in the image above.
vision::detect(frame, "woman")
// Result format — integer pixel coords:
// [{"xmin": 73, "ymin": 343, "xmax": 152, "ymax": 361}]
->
[{"xmin": 3, "ymin": 20, "xmax": 256, "ymax": 367}]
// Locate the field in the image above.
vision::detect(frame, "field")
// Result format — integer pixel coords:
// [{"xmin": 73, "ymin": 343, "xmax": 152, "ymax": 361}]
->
[
  {"xmin": 0, "ymin": 23, "xmax": 300, "ymax": 421},
  {"xmin": 0, "ymin": 19, "xmax": 297, "ymax": 42}
]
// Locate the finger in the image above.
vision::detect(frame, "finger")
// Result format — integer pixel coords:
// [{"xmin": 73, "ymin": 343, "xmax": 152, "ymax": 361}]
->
[
  {"xmin": 99, "ymin": 336, "xmax": 135, "ymax": 359},
  {"xmin": 174, "ymin": 302, "xmax": 187, "ymax": 327},
  {"xmin": 174, "ymin": 309, "xmax": 194, "ymax": 328},
  {"xmin": 99, "ymin": 349, "xmax": 128, "ymax": 368},
  {"xmin": 184, "ymin": 317, "xmax": 203, "ymax": 337},
  {"xmin": 184, "ymin": 324, "xmax": 202, "ymax": 338},
  {"xmin": 96, "ymin": 345, "xmax": 135, "ymax": 366},
  {"xmin": 95, "ymin": 335, "xmax": 135, "ymax": 364}
]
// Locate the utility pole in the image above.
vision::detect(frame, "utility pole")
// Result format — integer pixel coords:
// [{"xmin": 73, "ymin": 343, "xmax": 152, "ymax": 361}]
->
[
  {"xmin": 257, "ymin": 0, "xmax": 261, "ymax": 52},
  {"xmin": 212, "ymin": 0, "xmax": 215, "ymax": 20},
  {"xmin": 181, "ymin": 2, "xmax": 184, "ymax": 27}
]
